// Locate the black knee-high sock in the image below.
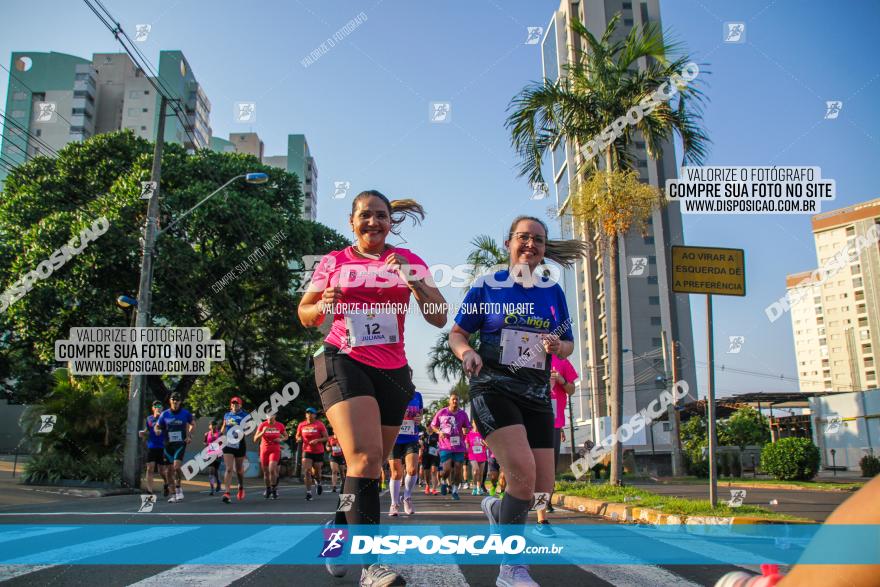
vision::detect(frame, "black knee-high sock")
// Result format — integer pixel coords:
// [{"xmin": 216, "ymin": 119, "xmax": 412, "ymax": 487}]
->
[
  {"xmin": 342, "ymin": 476, "xmax": 380, "ymax": 525},
  {"xmin": 497, "ymin": 493, "xmax": 532, "ymax": 565}
]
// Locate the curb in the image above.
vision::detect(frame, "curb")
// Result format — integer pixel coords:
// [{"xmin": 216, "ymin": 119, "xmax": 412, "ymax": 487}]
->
[
  {"xmin": 651, "ymin": 479, "xmax": 863, "ymax": 493},
  {"xmin": 555, "ymin": 493, "xmax": 810, "ymax": 525},
  {"xmin": 26, "ymin": 486, "xmax": 138, "ymax": 498}
]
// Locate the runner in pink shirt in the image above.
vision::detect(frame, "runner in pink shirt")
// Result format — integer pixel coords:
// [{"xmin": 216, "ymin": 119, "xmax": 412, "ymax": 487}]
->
[
  {"xmin": 298, "ymin": 190, "xmax": 447, "ymax": 584},
  {"xmin": 430, "ymin": 394, "xmax": 471, "ymax": 500},
  {"xmin": 466, "ymin": 428, "xmax": 488, "ymax": 495},
  {"xmin": 541, "ymin": 355, "xmax": 578, "ymax": 526}
]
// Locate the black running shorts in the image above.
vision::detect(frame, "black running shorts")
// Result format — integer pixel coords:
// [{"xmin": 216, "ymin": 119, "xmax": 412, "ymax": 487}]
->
[{"xmin": 314, "ymin": 343, "xmax": 415, "ymax": 426}]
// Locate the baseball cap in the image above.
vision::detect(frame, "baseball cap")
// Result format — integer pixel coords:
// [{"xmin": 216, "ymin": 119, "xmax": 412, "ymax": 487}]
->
[
  {"xmin": 169, "ymin": 393, "xmax": 181, "ymax": 401},
  {"xmin": 230, "ymin": 396, "xmax": 243, "ymax": 405},
  {"xmin": 151, "ymin": 400, "xmax": 163, "ymax": 408},
  {"xmin": 305, "ymin": 407, "xmax": 317, "ymax": 414}
]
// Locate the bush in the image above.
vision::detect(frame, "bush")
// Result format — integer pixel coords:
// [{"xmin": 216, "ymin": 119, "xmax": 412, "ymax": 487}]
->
[
  {"xmin": 860, "ymin": 454, "xmax": 880, "ymax": 478},
  {"xmin": 684, "ymin": 454, "xmax": 710, "ymax": 478},
  {"xmin": 719, "ymin": 452, "xmax": 731, "ymax": 477},
  {"xmin": 24, "ymin": 452, "xmax": 121, "ymax": 485},
  {"xmin": 760, "ymin": 437, "xmax": 820, "ymax": 481}
]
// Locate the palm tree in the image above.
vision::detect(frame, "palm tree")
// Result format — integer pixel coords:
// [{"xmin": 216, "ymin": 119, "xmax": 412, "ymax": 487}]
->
[
  {"xmin": 506, "ymin": 14, "xmax": 709, "ymax": 485},
  {"xmin": 464, "ymin": 235, "xmax": 507, "ymax": 287}
]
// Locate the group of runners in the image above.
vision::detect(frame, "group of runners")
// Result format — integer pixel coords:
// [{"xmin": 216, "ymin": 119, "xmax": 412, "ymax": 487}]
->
[{"xmin": 142, "ymin": 189, "xmax": 584, "ymax": 586}]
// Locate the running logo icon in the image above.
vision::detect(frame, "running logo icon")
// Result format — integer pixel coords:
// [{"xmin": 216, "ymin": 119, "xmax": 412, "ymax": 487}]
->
[
  {"xmin": 333, "ymin": 181, "xmax": 351, "ymax": 199},
  {"xmin": 320, "ymin": 528, "xmax": 348, "ymax": 558},
  {"xmin": 140, "ymin": 181, "xmax": 157, "ymax": 200},
  {"xmin": 724, "ymin": 22, "xmax": 745, "ymax": 43},
  {"xmin": 36, "ymin": 102, "xmax": 57, "ymax": 123},
  {"xmin": 629, "ymin": 257, "xmax": 648, "ymax": 276},
  {"xmin": 727, "ymin": 335, "xmax": 745, "ymax": 354},
  {"xmin": 824, "ymin": 101, "xmax": 843, "ymax": 119},
  {"xmin": 38, "ymin": 415, "xmax": 56, "ymax": 433},
  {"xmin": 337, "ymin": 493, "xmax": 355, "ymax": 512},
  {"xmin": 728, "ymin": 489, "xmax": 746, "ymax": 508},
  {"xmin": 430, "ymin": 102, "xmax": 451, "ymax": 123},
  {"xmin": 134, "ymin": 24, "xmax": 151, "ymax": 42},
  {"xmin": 138, "ymin": 494, "xmax": 156, "ymax": 513},
  {"xmin": 530, "ymin": 182, "xmax": 548, "ymax": 201},
  {"xmin": 234, "ymin": 102, "xmax": 256, "ymax": 123},
  {"xmin": 531, "ymin": 492, "xmax": 550, "ymax": 512},
  {"xmin": 525, "ymin": 27, "xmax": 543, "ymax": 45},
  {"xmin": 825, "ymin": 416, "xmax": 841, "ymax": 435}
]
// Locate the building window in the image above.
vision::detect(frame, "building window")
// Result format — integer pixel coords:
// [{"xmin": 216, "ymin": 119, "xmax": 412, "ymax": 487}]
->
[
  {"xmin": 142, "ymin": 108, "xmax": 148, "ymax": 113},
  {"xmin": 861, "ymin": 329, "xmax": 871, "ymax": 341},
  {"xmin": 852, "ymin": 264, "xmax": 861, "ymax": 274},
  {"xmin": 866, "ymin": 357, "xmax": 875, "ymax": 368},
  {"xmin": 649, "ymin": 296, "xmax": 660, "ymax": 305},
  {"xmin": 647, "ymin": 276, "xmax": 658, "ymax": 284},
  {"xmin": 864, "ymin": 344, "xmax": 873, "ymax": 354},
  {"xmin": 867, "ymin": 371, "xmax": 877, "ymax": 381},
  {"xmin": 846, "ymin": 226, "xmax": 855, "ymax": 236},
  {"xmin": 35, "ymin": 129, "xmax": 42, "ymax": 137},
  {"xmin": 651, "ymin": 337, "xmax": 662, "ymax": 347},
  {"xmin": 624, "ymin": 18, "xmax": 634, "ymax": 25},
  {"xmin": 127, "ymin": 108, "xmax": 138, "ymax": 116},
  {"xmin": 650, "ymin": 316, "xmax": 661, "ymax": 326}
]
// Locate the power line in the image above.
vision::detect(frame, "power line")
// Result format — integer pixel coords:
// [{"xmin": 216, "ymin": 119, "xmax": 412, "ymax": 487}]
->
[
  {"xmin": 82, "ymin": 0, "xmax": 201, "ymax": 149},
  {"xmin": 0, "ymin": 62, "xmax": 77, "ymax": 129},
  {"xmin": 0, "ymin": 110, "xmax": 61, "ymax": 157}
]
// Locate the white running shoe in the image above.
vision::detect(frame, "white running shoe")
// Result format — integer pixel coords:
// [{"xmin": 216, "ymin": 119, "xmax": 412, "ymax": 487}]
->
[
  {"xmin": 402, "ymin": 496, "xmax": 414, "ymax": 515},
  {"xmin": 167, "ymin": 495, "xmax": 179, "ymax": 503},
  {"xmin": 359, "ymin": 563, "xmax": 406, "ymax": 586},
  {"xmin": 481, "ymin": 496, "xmax": 500, "ymax": 529},
  {"xmin": 496, "ymin": 564, "xmax": 539, "ymax": 587},
  {"xmin": 389, "ymin": 503, "xmax": 400, "ymax": 517},
  {"xmin": 176, "ymin": 488, "xmax": 183, "ymax": 501}
]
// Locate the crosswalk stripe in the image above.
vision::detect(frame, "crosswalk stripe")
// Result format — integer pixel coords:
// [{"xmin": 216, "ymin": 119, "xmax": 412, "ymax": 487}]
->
[
  {"xmin": 126, "ymin": 526, "xmax": 312, "ymax": 585},
  {"xmin": 0, "ymin": 565, "xmax": 52, "ymax": 582},
  {"xmin": 0, "ymin": 526, "xmax": 77, "ymax": 544},
  {"xmin": 551, "ymin": 525, "xmax": 703, "ymax": 586},
  {"xmin": 394, "ymin": 526, "xmax": 470, "ymax": 586},
  {"xmin": 3, "ymin": 526, "xmax": 196, "ymax": 565},
  {"xmin": 625, "ymin": 525, "xmax": 790, "ymax": 574}
]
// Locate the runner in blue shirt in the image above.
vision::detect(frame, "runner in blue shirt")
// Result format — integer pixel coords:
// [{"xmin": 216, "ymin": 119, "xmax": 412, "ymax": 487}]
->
[
  {"xmin": 388, "ymin": 369, "xmax": 423, "ymax": 516},
  {"xmin": 153, "ymin": 393, "xmax": 194, "ymax": 503},
  {"xmin": 449, "ymin": 215, "xmax": 587, "ymax": 587},
  {"xmin": 220, "ymin": 396, "xmax": 249, "ymax": 503},
  {"xmin": 139, "ymin": 400, "xmax": 168, "ymax": 496}
]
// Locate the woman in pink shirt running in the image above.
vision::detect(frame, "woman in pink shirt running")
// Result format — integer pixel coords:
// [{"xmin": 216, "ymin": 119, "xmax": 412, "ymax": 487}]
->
[
  {"xmin": 465, "ymin": 427, "xmax": 488, "ymax": 495},
  {"xmin": 298, "ymin": 190, "xmax": 447, "ymax": 585}
]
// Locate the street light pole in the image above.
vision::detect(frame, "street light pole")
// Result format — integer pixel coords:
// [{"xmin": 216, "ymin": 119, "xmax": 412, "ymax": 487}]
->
[{"xmin": 122, "ymin": 96, "xmax": 167, "ymax": 489}]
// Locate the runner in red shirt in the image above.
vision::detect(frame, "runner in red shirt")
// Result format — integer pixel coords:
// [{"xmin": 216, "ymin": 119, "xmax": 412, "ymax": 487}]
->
[
  {"xmin": 254, "ymin": 414, "xmax": 288, "ymax": 499},
  {"xmin": 295, "ymin": 408, "xmax": 329, "ymax": 501},
  {"xmin": 327, "ymin": 433, "xmax": 346, "ymax": 492}
]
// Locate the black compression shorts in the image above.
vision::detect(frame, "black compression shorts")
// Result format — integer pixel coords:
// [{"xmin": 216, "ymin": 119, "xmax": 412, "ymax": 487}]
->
[
  {"xmin": 470, "ymin": 392, "xmax": 554, "ymax": 449},
  {"xmin": 314, "ymin": 343, "xmax": 415, "ymax": 426}
]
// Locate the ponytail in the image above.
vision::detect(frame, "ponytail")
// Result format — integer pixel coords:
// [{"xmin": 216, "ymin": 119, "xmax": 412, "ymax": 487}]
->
[
  {"xmin": 507, "ymin": 215, "xmax": 591, "ymax": 268},
  {"xmin": 351, "ymin": 190, "xmax": 425, "ymax": 235}
]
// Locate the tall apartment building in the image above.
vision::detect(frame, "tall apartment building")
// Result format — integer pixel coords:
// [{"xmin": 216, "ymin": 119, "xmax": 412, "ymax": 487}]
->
[
  {"xmin": 788, "ymin": 198, "xmax": 880, "ymax": 392},
  {"xmin": 1, "ymin": 50, "xmax": 211, "ymax": 183},
  {"xmin": 210, "ymin": 132, "xmax": 318, "ymax": 221},
  {"xmin": 264, "ymin": 135, "xmax": 318, "ymax": 221},
  {"xmin": 542, "ymin": 0, "xmax": 698, "ymax": 469}
]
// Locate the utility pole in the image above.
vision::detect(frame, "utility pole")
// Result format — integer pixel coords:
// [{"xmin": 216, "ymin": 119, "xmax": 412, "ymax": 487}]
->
[
  {"xmin": 568, "ymin": 392, "xmax": 577, "ymax": 466},
  {"xmin": 707, "ymin": 294, "xmax": 719, "ymax": 507},
  {"xmin": 122, "ymin": 96, "xmax": 167, "ymax": 489},
  {"xmin": 662, "ymin": 331, "xmax": 684, "ymax": 476}
]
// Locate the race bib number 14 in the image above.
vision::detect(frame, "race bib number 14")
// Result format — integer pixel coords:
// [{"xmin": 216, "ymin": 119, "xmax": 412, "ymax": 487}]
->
[{"xmin": 500, "ymin": 328, "xmax": 546, "ymax": 370}]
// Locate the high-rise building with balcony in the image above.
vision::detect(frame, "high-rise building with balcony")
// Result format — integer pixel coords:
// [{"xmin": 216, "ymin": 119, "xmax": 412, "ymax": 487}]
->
[
  {"xmin": 541, "ymin": 0, "xmax": 698, "ymax": 471},
  {"xmin": 788, "ymin": 198, "xmax": 880, "ymax": 392},
  {"xmin": 1, "ymin": 49, "xmax": 211, "ymax": 184}
]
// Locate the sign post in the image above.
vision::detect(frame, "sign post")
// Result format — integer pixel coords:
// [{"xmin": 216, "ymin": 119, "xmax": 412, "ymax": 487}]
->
[{"xmin": 671, "ymin": 245, "xmax": 745, "ymax": 508}]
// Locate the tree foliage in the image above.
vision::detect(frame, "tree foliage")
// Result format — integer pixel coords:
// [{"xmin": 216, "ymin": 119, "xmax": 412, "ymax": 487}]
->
[{"xmin": 0, "ymin": 131, "xmax": 347, "ymax": 413}]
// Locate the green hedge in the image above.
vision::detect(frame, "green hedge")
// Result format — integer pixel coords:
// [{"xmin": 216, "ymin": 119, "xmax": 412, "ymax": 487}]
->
[
  {"xmin": 760, "ymin": 437, "xmax": 820, "ymax": 481},
  {"xmin": 860, "ymin": 455, "xmax": 880, "ymax": 478},
  {"xmin": 24, "ymin": 452, "xmax": 121, "ymax": 485}
]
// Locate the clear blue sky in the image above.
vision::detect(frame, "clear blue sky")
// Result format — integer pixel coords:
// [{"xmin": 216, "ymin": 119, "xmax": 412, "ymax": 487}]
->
[{"xmin": 2, "ymin": 0, "xmax": 878, "ymax": 405}]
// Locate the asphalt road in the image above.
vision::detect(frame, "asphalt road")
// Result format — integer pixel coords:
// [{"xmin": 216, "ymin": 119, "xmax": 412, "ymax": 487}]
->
[{"xmin": 0, "ymin": 479, "xmax": 787, "ymax": 587}]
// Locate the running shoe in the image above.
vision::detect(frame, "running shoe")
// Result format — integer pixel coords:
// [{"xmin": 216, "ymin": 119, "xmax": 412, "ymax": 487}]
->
[
  {"xmin": 463, "ymin": 482, "xmax": 470, "ymax": 490},
  {"xmin": 546, "ymin": 503, "xmax": 555, "ymax": 513},
  {"xmin": 482, "ymin": 496, "xmax": 500, "ymax": 529},
  {"xmin": 451, "ymin": 491, "xmax": 461, "ymax": 501},
  {"xmin": 403, "ymin": 496, "xmax": 414, "ymax": 515},
  {"xmin": 264, "ymin": 487, "xmax": 271, "ymax": 499},
  {"xmin": 306, "ymin": 492, "xmax": 313, "ymax": 501},
  {"xmin": 359, "ymin": 563, "xmax": 406, "ymax": 586},
  {"xmin": 272, "ymin": 487, "xmax": 278, "ymax": 499},
  {"xmin": 176, "ymin": 488, "xmax": 184, "ymax": 501},
  {"xmin": 714, "ymin": 564, "xmax": 785, "ymax": 586},
  {"xmin": 472, "ymin": 488, "xmax": 478, "ymax": 496},
  {"xmin": 389, "ymin": 503, "xmax": 399, "ymax": 517},
  {"xmin": 163, "ymin": 484, "xmax": 170, "ymax": 498},
  {"xmin": 440, "ymin": 483, "xmax": 448, "ymax": 496},
  {"xmin": 222, "ymin": 492, "xmax": 231, "ymax": 504},
  {"xmin": 237, "ymin": 486, "xmax": 245, "ymax": 501},
  {"xmin": 424, "ymin": 486, "xmax": 430, "ymax": 495},
  {"xmin": 533, "ymin": 520, "xmax": 556, "ymax": 537},
  {"xmin": 167, "ymin": 495, "xmax": 179, "ymax": 503},
  {"xmin": 496, "ymin": 564, "xmax": 539, "ymax": 587},
  {"xmin": 431, "ymin": 488, "xmax": 439, "ymax": 495},
  {"xmin": 317, "ymin": 483, "xmax": 323, "ymax": 496}
]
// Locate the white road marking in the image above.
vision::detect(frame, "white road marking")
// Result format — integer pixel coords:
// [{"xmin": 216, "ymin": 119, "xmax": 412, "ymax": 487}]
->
[{"xmin": 127, "ymin": 527, "xmax": 309, "ymax": 586}]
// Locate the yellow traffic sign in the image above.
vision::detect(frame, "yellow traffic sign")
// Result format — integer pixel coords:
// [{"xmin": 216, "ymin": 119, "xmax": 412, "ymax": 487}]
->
[{"xmin": 671, "ymin": 246, "xmax": 745, "ymax": 296}]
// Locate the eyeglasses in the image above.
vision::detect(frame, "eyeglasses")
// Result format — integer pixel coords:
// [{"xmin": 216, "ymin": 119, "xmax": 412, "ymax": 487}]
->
[{"xmin": 511, "ymin": 232, "xmax": 546, "ymax": 245}]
